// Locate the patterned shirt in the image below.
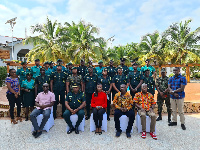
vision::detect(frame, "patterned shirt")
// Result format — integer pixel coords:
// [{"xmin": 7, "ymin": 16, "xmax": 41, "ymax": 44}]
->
[
  {"xmin": 113, "ymin": 92, "xmax": 133, "ymax": 110},
  {"xmin": 168, "ymin": 74, "xmax": 187, "ymax": 99},
  {"xmin": 5, "ymin": 77, "xmax": 19, "ymax": 94},
  {"xmin": 133, "ymin": 92, "xmax": 156, "ymax": 111},
  {"xmin": 156, "ymin": 76, "xmax": 169, "ymax": 93}
]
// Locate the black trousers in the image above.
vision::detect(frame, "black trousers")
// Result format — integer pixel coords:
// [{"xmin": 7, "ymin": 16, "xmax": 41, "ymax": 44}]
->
[
  {"xmin": 114, "ymin": 109, "xmax": 135, "ymax": 133},
  {"xmin": 6, "ymin": 93, "xmax": 21, "ymax": 119},
  {"xmin": 92, "ymin": 108, "xmax": 106, "ymax": 128},
  {"xmin": 86, "ymin": 93, "xmax": 93, "ymax": 117}
]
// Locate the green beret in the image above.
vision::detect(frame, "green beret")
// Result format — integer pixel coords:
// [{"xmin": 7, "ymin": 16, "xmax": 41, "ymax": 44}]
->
[
  {"xmin": 72, "ymin": 67, "xmax": 77, "ymax": 70},
  {"xmin": 44, "ymin": 61, "xmax": 49, "ymax": 65},
  {"xmin": 57, "ymin": 59, "xmax": 62, "ymax": 62},
  {"xmin": 68, "ymin": 62, "xmax": 72, "ymax": 65},
  {"xmin": 21, "ymin": 61, "xmax": 27, "ymax": 65},
  {"xmin": 35, "ymin": 59, "xmax": 40, "ymax": 62},
  {"xmin": 98, "ymin": 60, "xmax": 103, "ymax": 64},
  {"xmin": 72, "ymin": 83, "xmax": 78, "ymax": 88},
  {"xmin": 81, "ymin": 59, "xmax": 85, "ymax": 62},
  {"xmin": 49, "ymin": 61, "xmax": 54, "ymax": 65},
  {"xmin": 117, "ymin": 65, "xmax": 123, "ymax": 69}
]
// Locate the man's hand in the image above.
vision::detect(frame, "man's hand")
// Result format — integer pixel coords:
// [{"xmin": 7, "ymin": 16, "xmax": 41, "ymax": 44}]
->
[
  {"xmin": 174, "ymin": 93, "xmax": 179, "ymax": 98},
  {"xmin": 70, "ymin": 109, "xmax": 74, "ymax": 114},
  {"xmin": 132, "ymin": 88, "xmax": 137, "ymax": 93},
  {"xmin": 39, "ymin": 105, "xmax": 45, "ymax": 109},
  {"xmin": 74, "ymin": 109, "xmax": 79, "ymax": 114},
  {"xmin": 106, "ymin": 90, "xmax": 110, "ymax": 94}
]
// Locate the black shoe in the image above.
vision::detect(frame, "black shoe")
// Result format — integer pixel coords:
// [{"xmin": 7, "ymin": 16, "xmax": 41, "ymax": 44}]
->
[
  {"xmin": 116, "ymin": 131, "xmax": 121, "ymax": 137},
  {"xmin": 126, "ymin": 132, "xmax": 131, "ymax": 138},
  {"xmin": 67, "ymin": 127, "xmax": 74, "ymax": 134},
  {"xmin": 168, "ymin": 122, "xmax": 177, "ymax": 126},
  {"xmin": 25, "ymin": 117, "xmax": 28, "ymax": 121},
  {"xmin": 35, "ymin": 131, "xmax": 42, "ymax": 138},
  {"xmin": 181, "ymin": 124, "xmax": 186, "ymax": 130},
  {"xmin": 75, "ymin": 127, "xmax": 79, "ymax": 134},
  {"xmin": 107, "ymin": 117, "xmax": 110, "ymax": 121},
  {"xmin": 168, "ymin": 118, "xmax": 171, "ymax": 123},
  {"xmin": 32, "ymin": 131, "xmax": 37, "ymax": 137},
  {"xmin": 53, "ymin": 115, "xmax": 57, "ymax": 120},
  {"xmin": 156, "ymin": 116, "xmax": 162, "ymax": 121},
  {"xmin": 85, "ymin": 116, "xmax": 90, "ymax": 120}
]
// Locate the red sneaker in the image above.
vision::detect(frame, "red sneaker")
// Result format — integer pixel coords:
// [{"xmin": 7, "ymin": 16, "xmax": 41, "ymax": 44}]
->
[
  {"xmin": 150, "ymin": 132, "xmax": 157, "ymax": 140},
  {"xmin": 141, "ymin": 131, "xmax": 146, "ymax": 139}
]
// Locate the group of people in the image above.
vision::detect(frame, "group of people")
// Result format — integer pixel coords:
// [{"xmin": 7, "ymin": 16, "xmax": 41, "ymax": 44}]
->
[{"xmin": 5, "ymin": 57, "xmax": 187, "ymax": 139}]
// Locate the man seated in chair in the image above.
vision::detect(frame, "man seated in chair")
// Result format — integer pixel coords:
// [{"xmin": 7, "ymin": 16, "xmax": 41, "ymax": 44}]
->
[
  {"xmin": 133, "ymin": 83, "xmax": 157, "ymax": 140},
  {"xmin": 113, "ymin": 84, "xmax": 135, "ymax": 138},
  {"xmin": 63, "ymin": 83, "xmax": 86, "ymax": 134},
  {"xmin": 30, "ymin": 83, "xmax": 55, "ymax": 138}
]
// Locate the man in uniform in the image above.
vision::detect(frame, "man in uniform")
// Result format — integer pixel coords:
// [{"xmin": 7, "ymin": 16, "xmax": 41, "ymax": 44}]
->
[
  {"xmin": 16, "ymin": 61, "xmax": 31, "ymax": 106},
  {"xmin": 52, "ymin": 59, "xmax": 65, "ymax": 72},
  {"xmin": 143, "ymin": 69, "xmax": 155, "ymax": 95},
  {"xmin": 95, "ymin": 60, "xmax": 105, "ymax": 77},
  {"xmin": 65, "ymin": 62, "xmax": 73, "ymax": 76},
  {"xmin": 128, "ymin": 63, "xmax": 143, "ymax": 99},
  {"xmin": 77, "ymin": 59, "xmax": 87, "ymax": 78},
  {"xmin": 120, "ymin": 58, "xmax": 129, "ymax": 76},
  {"xmin": 85, "ymin": 60, "xmax": 96, "ymax": 74},
  {"xmin": 63, "ymin": 83, "xmax": 86, "ymax": 134},
  {"xmin": 168, "ymin": 67, "xmax": 187, "ymax": 130},
  {"xmin": 50, "ymin": 63, "xmax": 67, "ymax": 119},
  {"xmin": 31, "ymin": 59, "xmax": 42, "ymax": 79},
  {"xmin": 141, "ymin": 59, "xmax": 155, "ymax": 77},
  {"xmin": 44, "ymin": 61, "xmax": 52, "ymax": 76},
  {"xmin": 112, "ymin": 66, "xmax": 129, "ymax": 100},
  {"xmin": 107, "ymin": 59, "xmax": 117, "ymax": 79},
  {"xmin": 156, "ymin": 68, "xmax": 171, "ymax": 122},
  {"xmin": 66, "ymin": 67, "xmax": 83, "ymax": 94},
  {"xmin": 83, "ymin": 66, "xmax": 98, "ymax": 120},
  {"xmin": 35, "ymin": 67, "xmax": 51, "ymax": 97}
]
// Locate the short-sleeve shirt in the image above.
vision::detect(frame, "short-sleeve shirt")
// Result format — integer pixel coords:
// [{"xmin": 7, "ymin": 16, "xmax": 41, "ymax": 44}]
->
[
  {"xmin": 31, "ymin": 66, "xmax": 42, "ymax": 79},
  {"xmin": 16, "ymin": 67, "xmax": 31, "ymax": 85},
  {"xmin": 168, "ymin": 74, "xmax": 187, "ymax": 99},
  {"xmin": 141, "ymin": 65, "xmax": 155, "ymax": 76},
  {"xmin": 133, "ymin": 92, "xmax": 156, "ymax": 111},
  {"xmin": 122, "ymin": 65, "xmax": 129, "ymax": 76},
  {"xmin": 112, "ymin": 75, "xmax": 128, "ymax": 91},
  {"xmin": 128, "ymin": 71, "xmax": 144, "ymax": 89},
  {"xmin": 21, "ymin": 79, "xmax": 35, "ymax": 90},
  {"xmin": 35, "ymin": 91, "xmax": 55, "ymax": 110},
  {"xmin": 98, "ymin": 76, "xmax": 112, "ymax": 91},
  {"xmin": 83, "ymin": 73, "xmax": 98, "ymax": 94},
  {"xmin": 107, "ymin": 66, "xmax": 117, "ymax": 79},
  {"xmin": 45, "ymin": 68, "xmax": 52, "ymax": 76},
  {"xmin": 50, "ymin": 71, "xmax": 67, "ymax": 91},
  {"xmin": 95, "ymin": 66, "xmax": 105, "ymax": 77},
  {"xmin": 35, "ymin": 75, "xmax": 51, "ymax": 93},
  {"xmin": 52, "ymin": 66, "xmax": 66, "ymax": 72},
  {"xmin": 113, "ymin": 92, "xmax": 133, "ymax": 110},
  {"xmin": 143, "ymin": 76, "xmax": 155, "ymax": 95},
  {"xmin": 129, "ymin": 67, "xmax": 141, "ymax": 72},
  {"xmin": 65, "ymin": 92, "xmax": 86, "ymax": 109},
  {"xmin": 66, "ymin": 74, "xmax": 82, "ymax": 92},
  {"xmin": 77, "ymin": 66, "xmax": 87, "ymax": 78},
  {"xmin": 5, "ymin": 77, "xmax": 19, "ymax": 94}
]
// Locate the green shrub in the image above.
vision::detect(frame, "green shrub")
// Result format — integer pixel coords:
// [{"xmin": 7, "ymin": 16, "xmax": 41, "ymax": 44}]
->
[{"xmin": 0, "ymin": 66, "xmax": 7, "ymax": 87}]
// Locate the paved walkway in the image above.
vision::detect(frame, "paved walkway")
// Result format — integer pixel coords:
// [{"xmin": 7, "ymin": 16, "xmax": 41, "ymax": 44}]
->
[{"xmin": 0, "ymin": 115, "xmax": 200, "ymax": 150}]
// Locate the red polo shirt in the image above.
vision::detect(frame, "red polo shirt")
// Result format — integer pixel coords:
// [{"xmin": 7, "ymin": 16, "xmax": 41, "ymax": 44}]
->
[{"xmin": 91, "ymin": 92, "xmax": 107, "ymax": 108}]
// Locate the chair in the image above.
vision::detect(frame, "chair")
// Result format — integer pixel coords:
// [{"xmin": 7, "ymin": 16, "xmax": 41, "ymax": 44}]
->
[
  {"xmin": 31, "ymin": 107, "xmax": 54, "ymax": 132},
  {"xmin": 136, "ymin": 112, "xmax": 156, "ymax": 133},
  {"xmin": 66, "ymin": 114, "xmax": 85, "ymax": 132},
  {"xmin": 119, "ymin": 115, "xmax": 133, "ymax": 133},
  {"xmin": 90, "ymin": 112, "xmax": 107, "ymax": 132}
]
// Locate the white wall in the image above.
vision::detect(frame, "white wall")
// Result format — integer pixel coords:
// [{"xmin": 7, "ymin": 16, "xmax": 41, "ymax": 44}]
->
[{"xmin": 13, "ymin": 42, "xmax": 33, "ymax": 60}]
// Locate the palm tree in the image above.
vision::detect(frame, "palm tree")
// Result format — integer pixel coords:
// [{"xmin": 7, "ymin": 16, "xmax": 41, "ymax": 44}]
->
[
  {"xmin": 24, "ymin": 17, "xmax": 67, "ymax": 63},
  {"xmin": 164, "ymin": 19, "xmax": 200, "ymax": 64},
  {"xmin": 139, "ymin": 31, "xmax": 168, "ymax": 65},
  {"xmin": 62, "ymin": 20, "xmax": 107, "ymax": 64}
]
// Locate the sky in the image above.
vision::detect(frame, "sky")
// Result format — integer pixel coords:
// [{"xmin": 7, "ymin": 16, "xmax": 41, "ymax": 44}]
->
[{"xmin": 1, "ymin": 0, "xmax": 200, "ymax": 47}]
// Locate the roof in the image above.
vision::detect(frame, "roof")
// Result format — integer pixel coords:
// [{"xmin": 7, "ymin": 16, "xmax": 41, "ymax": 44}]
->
[{"xmin": 0, "ymin": 35, "xmax": 23, "ymax": 47}]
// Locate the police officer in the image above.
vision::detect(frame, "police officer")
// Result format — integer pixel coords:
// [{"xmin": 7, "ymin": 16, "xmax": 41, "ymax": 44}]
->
[
  {"xmin": 50, "ymin": 63, "xmax": 67, "ymax": 119},
  {"xmin": 31, "ymin": 59, "xmax": 42, "ymax": 79},
  {"xmin": 156, "ymin": 68, "xmax": 171, "ymax": 122},
  {"xmin": 107, "ymin": 59, "xmax": 117, "ymax": 79},
  {"xmin": 83, "ymin": 66, "xmax": 98, "ymax": 120},
  {"xmin": 129, "ymin": 58, "xmax": 141, "ymax": 72},
  {"xmin": 49, "ymin": 61, "xmax": 54, "ymax": 73},
  {"xmin": 112, "ymin": 66, "xmax": 129, "ymax": 99},
  {"xmin": 77, "ymin": 59, "xmax": 87, "ymax": 78},
  {"xmin": 141, "ymin": 59, "xmax": 155, "ymax": 77},
  {"xmin": 16, "ymin": 61, "xmax": 31, "ymax": 106},
  {"xmin": 65, "ymin": 62, "xmax": 73, "ymax": 76},
  {"xmin": 35, "ymin": 67, "xmax": 51, "ymax": 97},
  {"xmin": 85, "ymin": 60, "xmax": 96, "ymax": 74},
  {"xmin": 98, "ymin": 68, "xmax": 112, "ymax": 121},
  {"xmin": 44, "ymin": 61, "xmax": 52, "ymax": 76},
  {"xmin": 66, "ymin": 67, "xmax": 83, "ymax": 94},
  {"xmin": 21, "ymin": 73, "xmax": 35, "ymax": 121},
  {"xmin": 143, "ymin": 69, "xmax": 155, "ymax": 95},
  {"xmin": 120, "ymin": 58, "xmax": 129, "ymax": 76},
  {"xmin": 52, "ymin": 59, "xmax": 66, "ymax": 72},
  {"xmin": 63, "ymin": 83, "xmax": 86, "ymax": 134},
  {"xmin": 128, "ymin": 62, "xmax": 143, "ymax": 98},
  {"xmin": 95, "ymin": 60, "xmax": 105, "ymax": 77}
]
